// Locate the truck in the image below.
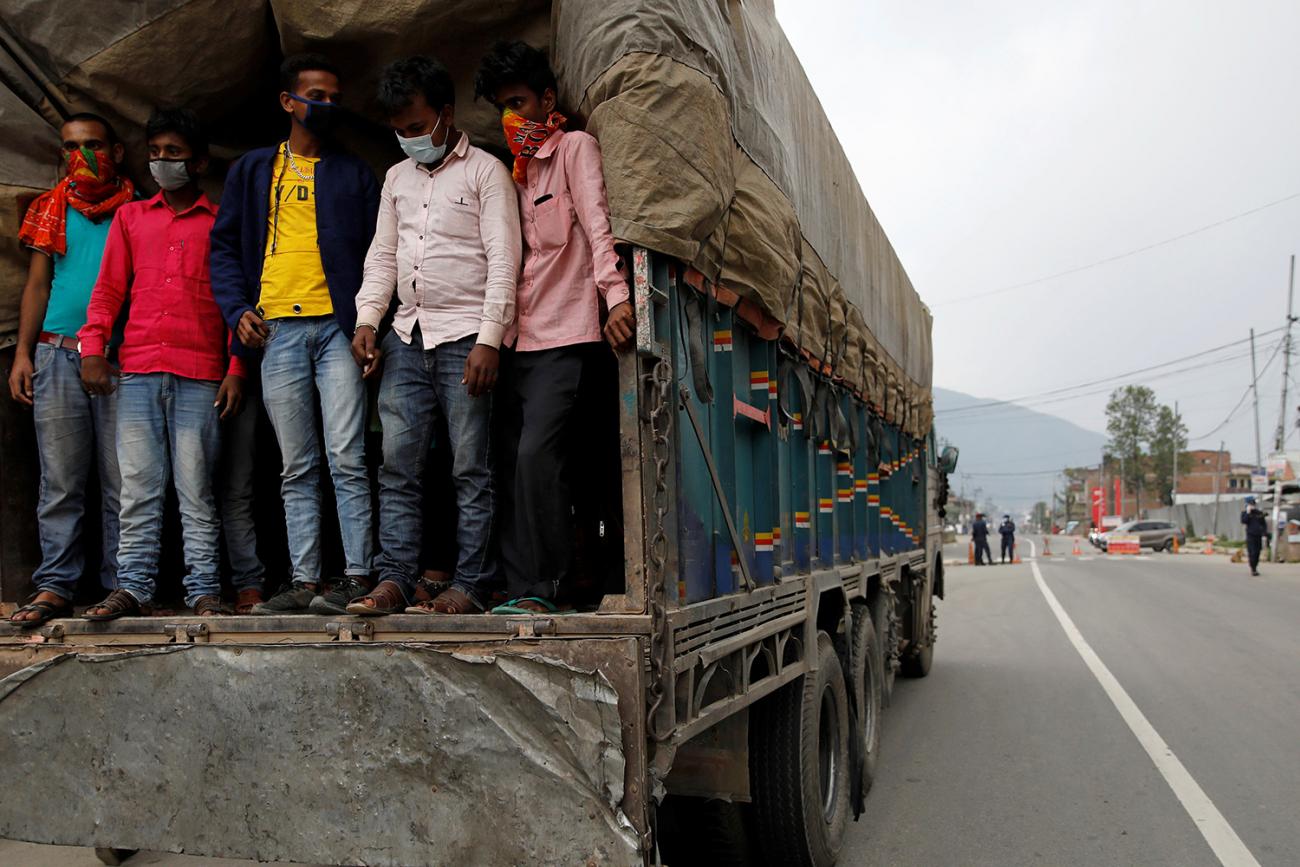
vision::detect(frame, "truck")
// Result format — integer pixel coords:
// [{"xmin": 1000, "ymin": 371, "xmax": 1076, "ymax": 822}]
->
[{"xmin": 0, "ymin": 1, "xmax": 957, "ymax": 864}]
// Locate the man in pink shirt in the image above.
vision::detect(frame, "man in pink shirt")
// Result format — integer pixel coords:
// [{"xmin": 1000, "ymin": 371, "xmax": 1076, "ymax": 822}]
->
[
  {"xmin": 78, "ymin": 108, "xmax": 245, "ymax": 619},
  {"xmin": 474, "ymin": 41, "xmax": 635, "ymax": 614}
]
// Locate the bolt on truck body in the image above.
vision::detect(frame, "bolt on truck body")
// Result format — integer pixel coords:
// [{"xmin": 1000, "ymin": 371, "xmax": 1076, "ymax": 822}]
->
[{"xmin": 0, "ymin": 2, "xmax": 955, "ymax": 865}]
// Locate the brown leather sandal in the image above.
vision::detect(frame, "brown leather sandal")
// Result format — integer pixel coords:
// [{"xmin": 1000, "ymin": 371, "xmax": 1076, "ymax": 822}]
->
[
  {"xmin": 344, "ymin": 580, "xmax": 407, "ymax": 616},
  {"xmin": 9, "ymin": 593, "xmax": 73, "ymax": 628},
  {"xmin": 192, "ymin": 595, "xmax": 228, "ymax": 616},
  {"xmin": 405, "ymin": 586, "xmax": 482, "ymax": 615},
  {"xmin": 83, "ymin": 590, "xmax": 145, "ymax": 621},
  {"xmin": 234, "ymin": 588, "xmax": 263, "ymax": 615}
]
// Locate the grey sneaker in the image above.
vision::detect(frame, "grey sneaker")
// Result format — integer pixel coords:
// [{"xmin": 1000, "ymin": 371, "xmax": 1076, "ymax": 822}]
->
[
  {"xmin": 250, "ymin": 584, "xmax": 317, "ymax": 615},
  {"xmin": 308, "ymin": 577, "xmax": 372, "ymax": 615}
]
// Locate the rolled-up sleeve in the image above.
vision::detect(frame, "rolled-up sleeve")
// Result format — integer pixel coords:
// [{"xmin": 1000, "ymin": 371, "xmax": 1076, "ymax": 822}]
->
[
  {"xmin": 566, "ymin": 133, "xmax": 628, "ymax": 308},
  {"xmin": 355, "ymin": 175, "xmax": 400, "ymax": 333},
  {"xmin": 474, "ymin": 160, "xmax": 521, "ymax": 348}
]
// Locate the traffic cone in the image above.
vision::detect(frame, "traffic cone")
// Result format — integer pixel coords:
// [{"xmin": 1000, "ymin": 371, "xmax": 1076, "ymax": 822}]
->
[
  {"xmin": 1043, "ymin": 536, "xmax": 1053, "ymax": 556},
  {"xmin": 968, "ymin": 541, "xmax": 974, "ymax": 564},
  {"xmin": 1072, "ymin": 538, "xmax": 1081, "ymax": 556},
  {"xmin": 1172, "ymin": 536, "xmax": 1180, "ymax": 554},
  {"xmin": 1013, "ymin": 543, "xmax": 1022, "ymax": 564},
  {"xmin": 1204, "ymin": 536, "xmax": 1214, "ymax": 555}
]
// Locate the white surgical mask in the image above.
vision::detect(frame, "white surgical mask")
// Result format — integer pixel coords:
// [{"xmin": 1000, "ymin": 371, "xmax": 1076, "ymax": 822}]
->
[
  {"xmin": 149, "ymin": 158, "xmax": 192, "ymax": 191},
  {"xmin": 396, "ymin": 117, "xmax": 446, "ymax": 165}
]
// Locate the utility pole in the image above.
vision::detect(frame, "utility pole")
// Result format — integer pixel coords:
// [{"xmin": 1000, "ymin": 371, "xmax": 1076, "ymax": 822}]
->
[
  {"xmin": 1172, "ymin": 400, "xmax": 1180, "ymax": 506},
  {"xmin": 1212, "ymin": 441, "xmax": 1225, "ymax": 538},
  {"xmin": 1250, "ymin": 329, "xmax": 1262, "ymax": 470},
  {"xmin": 1273, "ymin": 255, "xmax": 1295, "ymax": 561}
]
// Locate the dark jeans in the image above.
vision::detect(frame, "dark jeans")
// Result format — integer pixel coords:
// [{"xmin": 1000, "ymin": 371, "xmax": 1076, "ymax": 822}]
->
[
  {"xmin": 1001, "ymin": 537, "xmax": 1014, "ymax": 561},
  {"xmin": 974, "ymin": 538, "xmax": 992, "ymax": 565},
  {"xmin": 1247, "ymin": 535, "xmax": 1263, "ymax": 570},
  {"xmin": 498, "ymin": 344, "xmax": 593, "ymax": 602},
  {"xmin": 375, "ymin": 329, "xmax": 497, "ymax": 606}
]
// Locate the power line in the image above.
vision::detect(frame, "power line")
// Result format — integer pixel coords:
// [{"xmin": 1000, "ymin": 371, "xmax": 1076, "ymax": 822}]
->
[
  {"xmin": 930, "ymin": 191, "xmax": 1300, "ymax": 307},
  {"xmin": 1190, "ymin": 338, "xmax": 1285, "ymax": 441}
]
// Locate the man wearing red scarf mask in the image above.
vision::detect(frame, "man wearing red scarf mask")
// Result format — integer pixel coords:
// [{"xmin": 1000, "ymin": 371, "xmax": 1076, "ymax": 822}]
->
[
  {"xmin": 7, "ymin": 113, "xmax": 134, "ymax": 627},
  {"xmin": 473, "ymin": 41, "xmax": 634, "ymax": 616}
]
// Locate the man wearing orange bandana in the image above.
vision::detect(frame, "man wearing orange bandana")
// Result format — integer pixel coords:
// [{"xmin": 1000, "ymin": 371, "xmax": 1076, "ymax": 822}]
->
[
  {"xmin": 475, "ymin": 41, "xmax": 634, "ymax": 615},
  {"xmin": 8, "ymin": 113, "xmax": 135, "ymax": 627}
]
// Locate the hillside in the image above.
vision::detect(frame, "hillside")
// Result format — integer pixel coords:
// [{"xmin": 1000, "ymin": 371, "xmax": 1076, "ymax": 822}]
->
[{"xmin": 934, "ymin": 387, "xmax": 1106, "ymax": 514}]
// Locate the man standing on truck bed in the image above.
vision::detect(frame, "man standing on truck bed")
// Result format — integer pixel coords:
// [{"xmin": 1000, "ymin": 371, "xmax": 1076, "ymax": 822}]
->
[
  {"xmin": 7, "ymin": 113, "xmax": 132, "ymax": 627},
  {"xmin": 77, "ymin": 108, "xmax": 244, "ymax": 619},
  {"xmin": 210, "ymin": 54, "xmax": 380, "ymax": 616},
  {"xmin": 473, "ymin": 41, "xmax": 633, "ymax": 615},
  {"xmin": 348, "ymin": 55, "xmax": 520, "ymax": 616}
]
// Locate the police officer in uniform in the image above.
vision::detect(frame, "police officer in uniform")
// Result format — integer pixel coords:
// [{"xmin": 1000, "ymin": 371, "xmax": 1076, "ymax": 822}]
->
[{"xmin": 1240, "ymin": 496, "xmax": 1269, "ymax": 577}]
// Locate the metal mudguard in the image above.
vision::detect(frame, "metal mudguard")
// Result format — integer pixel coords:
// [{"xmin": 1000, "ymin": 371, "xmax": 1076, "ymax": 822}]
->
[{"xmin": 0, "ymin": 644, "xmax": 640, "ymax": 866}]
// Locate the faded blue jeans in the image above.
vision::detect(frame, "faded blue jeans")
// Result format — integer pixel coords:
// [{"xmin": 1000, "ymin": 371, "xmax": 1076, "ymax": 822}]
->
[
  {"xmin": 261, "ymin": 316, "xmax": 372, "ymax": 586},
  {"xmin": 31, "ymin": 343, "xmax": 120, "ymax": 601},
  {"xmin": 376, "ymin": 329, "xmax": 497, "ymax": 606},
  {"xmin": 115, "ymin": 373, "xmax": 222, "ymax": 606}
]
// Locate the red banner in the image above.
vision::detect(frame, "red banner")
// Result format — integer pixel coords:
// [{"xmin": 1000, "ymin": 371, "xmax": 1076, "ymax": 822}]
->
[
  {"xmin": 1091, "ymin": 487, "xmax": 1105, "ymax": 529},
  {"xmin": 1113, "ymin": 478, "xmax": 1123, "ymax": 519}
]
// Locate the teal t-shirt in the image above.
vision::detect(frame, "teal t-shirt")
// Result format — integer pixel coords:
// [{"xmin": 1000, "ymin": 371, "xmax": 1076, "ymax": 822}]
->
[{"xmin": 41, "ymin": 208, "xmax": 114, "ymax": 336}]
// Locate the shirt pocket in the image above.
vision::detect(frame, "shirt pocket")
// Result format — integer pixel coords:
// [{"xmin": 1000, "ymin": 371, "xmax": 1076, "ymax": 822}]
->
[
  {"xmin": 534, "ymin": 193, "xmax": 574, "ymax": 250},
  {"xmin": 180, "ymin": 234, "xmax": 212, "ymax": 283},
  {"xmin": 437, "ymin": 192, "xmax": 480, "ymax": 242}
]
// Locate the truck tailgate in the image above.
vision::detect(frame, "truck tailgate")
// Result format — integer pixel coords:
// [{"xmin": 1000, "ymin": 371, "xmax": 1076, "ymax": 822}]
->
[{"xmin": 0, "ymin": 643, "xmax": 640, "ymax": 866}]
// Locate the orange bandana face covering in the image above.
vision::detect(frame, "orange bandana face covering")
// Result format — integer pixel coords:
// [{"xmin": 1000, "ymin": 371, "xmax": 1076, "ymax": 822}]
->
[
  {"xmin": 502, "ymin": 108, "xmax": 566, "ymax": 184},
  {"xmin": 19, "ymin": 146, "xmax": 134, "ymax": 256}
]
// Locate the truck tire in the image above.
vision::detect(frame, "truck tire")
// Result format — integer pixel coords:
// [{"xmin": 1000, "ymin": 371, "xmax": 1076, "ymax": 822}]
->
[
  {"xmin": 750, "ymin": 632, "xmax": 851, "ymax": 867},
  {"xmin": 899, "ymin": 642, "xmax": 932, "ymax": 678},
  {"xmin": 872, "ymin": 597, "xmax": 896, "ymax": 705},
  {"xmin": 835, "ymin": 602, "xmax": 881, "ymax": 804}
]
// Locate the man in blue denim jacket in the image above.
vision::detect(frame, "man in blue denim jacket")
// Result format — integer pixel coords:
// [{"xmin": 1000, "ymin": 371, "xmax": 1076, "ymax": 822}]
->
[{"xmin": 210, "ymin": 53, "xmax": 380, "ymax": 615}]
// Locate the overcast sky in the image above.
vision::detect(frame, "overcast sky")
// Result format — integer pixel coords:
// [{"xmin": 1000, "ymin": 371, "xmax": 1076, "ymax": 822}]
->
[{"xmin": 776, "ymin": 0, "xmax": 1300, "ymax": 475}]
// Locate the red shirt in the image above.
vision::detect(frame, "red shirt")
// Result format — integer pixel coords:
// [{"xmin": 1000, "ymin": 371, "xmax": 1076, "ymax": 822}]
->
[
  {"xmin": 507, "ymin": 130, "xmax": 629, "ymax": 351},
  {"xmin": 80, "ymin": 192, "xmax": 244, "ymax": 380}
]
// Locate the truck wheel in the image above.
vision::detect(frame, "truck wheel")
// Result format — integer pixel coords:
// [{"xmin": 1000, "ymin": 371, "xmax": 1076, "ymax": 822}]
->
[
  {"xmin": 900, "ymin": 598, "xmax": 936, "ymax": 679},
  {"xmin": 872, "ymin": 598, "xmax": 896, "ymax": 705},
  {"xmin": 835, "ymin": 602, "xmax": 881, "ymax": 803},
  {"xmin": 751, "ymin": 632, "xmax": 851, "ymax": 867},
  {"xmin": 94, "ymin": 849, "xmax": 138, "ymax": 866}
]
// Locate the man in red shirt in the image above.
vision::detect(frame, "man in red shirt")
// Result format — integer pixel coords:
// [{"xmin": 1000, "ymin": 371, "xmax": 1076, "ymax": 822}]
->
[
  {"xmin": 78, "ymin": 108, "xmax": 245, "ymax": 618},
  {"xmin": 474, "ymin": 42, "xmax": 634, "ymax": 614}
]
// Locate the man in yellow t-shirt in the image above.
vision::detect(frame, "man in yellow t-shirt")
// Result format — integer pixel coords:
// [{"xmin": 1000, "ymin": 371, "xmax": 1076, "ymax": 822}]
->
[
  {"xmin": 257, "ymin": 148, "xmax": 333, "ymax": 319},
  {"xmin": 210, "ymin": 54, "xmax": 380, "ymax": 616}
]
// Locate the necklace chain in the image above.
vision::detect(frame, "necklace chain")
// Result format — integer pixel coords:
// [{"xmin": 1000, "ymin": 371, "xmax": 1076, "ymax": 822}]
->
[{"xmin": 284, "ymin": 143, "xmax": 314, "ymax": 181}]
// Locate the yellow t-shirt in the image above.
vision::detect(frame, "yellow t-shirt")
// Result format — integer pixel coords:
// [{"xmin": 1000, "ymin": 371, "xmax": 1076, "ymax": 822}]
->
[{"xmin": 258, "ymin": 146, "xmax": 333, "ymax": 320}]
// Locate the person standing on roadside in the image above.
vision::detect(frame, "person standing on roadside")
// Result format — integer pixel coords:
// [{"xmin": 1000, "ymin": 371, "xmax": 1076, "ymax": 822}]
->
[
  {"xmin": 999, "ymin": 514, "xmax": 1016, "ymax": 563},
  {"xmin": 210, "ymin": 53, "xmax": 380, "ymax": 615},
  {"xmin": 971, "ymin": 512, "xmax": 992, "ymax": 566},
  {"xmin": 1241, "ymin": 495, "xmax": 1269, "ymax": 577},
  {"xmin": 7, "ymin": 113, "xmax": 133, "ymax": 627}
]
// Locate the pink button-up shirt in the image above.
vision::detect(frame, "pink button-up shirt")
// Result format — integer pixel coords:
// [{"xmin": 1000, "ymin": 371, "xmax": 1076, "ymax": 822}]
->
[
  {"xmin": 508, "ymin": 129, "xmax": 629, "ymax": 352},
  {"xmin": 80, "ymin": 192, "xmax": 244, "ymax": 381},
  {"xmin": 356, "ymin": 132, "xmax": 521, "ymax": 349}
]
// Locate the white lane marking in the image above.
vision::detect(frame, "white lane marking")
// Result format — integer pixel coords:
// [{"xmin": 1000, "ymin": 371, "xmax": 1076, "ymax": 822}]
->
[{"xmin": 1030, "ymin": 559, "xmax": 1260, "ymax": 867}]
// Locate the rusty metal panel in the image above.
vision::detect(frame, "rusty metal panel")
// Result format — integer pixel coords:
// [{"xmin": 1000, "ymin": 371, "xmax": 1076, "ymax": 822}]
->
[{"xmin": 0, "ymin": 644, "xmax": 641, "ymax": 866}]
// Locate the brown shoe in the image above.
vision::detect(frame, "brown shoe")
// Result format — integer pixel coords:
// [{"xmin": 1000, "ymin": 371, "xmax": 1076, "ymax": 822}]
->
[
  {"xmin": 192, "ymin": 595, "xmax": 228, "ymax": 616},
  {"xmin": 405, "ymin": 586, "xmax": 482, "ymax": 615},
  {"xmin": 345, "ymin": 580, "xmax": 408, "ymax": 616},
  {"xmin": 234, "ymin": 588, "xmax": 264, "ymax": 615}
]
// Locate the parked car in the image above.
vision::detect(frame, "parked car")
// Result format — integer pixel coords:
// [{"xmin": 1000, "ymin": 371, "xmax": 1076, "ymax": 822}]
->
[{"xmin": 1099, "ymin": 520, "xmax": 1185, "ymax": 552}]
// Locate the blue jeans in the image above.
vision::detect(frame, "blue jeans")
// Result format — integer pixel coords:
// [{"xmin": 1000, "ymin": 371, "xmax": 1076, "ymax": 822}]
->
[
  {"xmin": 31, "ymin": 343, "xmax": 120, "ymax": 601},
  {"xmin": 219, "ymin": 390, "xmax": 264, "ymax": 591},
  {"xmin": 376, "ymin": 330, "xmax": 497, "ymax": 605},
  {"xmin": 261, "ymin": 316, "xmax": 372, "ymax": 586},
  {"xmin": 115, "ymin": 373, "xmax": 222, "ymax": 606}
]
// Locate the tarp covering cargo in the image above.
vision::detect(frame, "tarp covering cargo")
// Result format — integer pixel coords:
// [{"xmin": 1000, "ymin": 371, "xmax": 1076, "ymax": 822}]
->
[
  {"xmin": 0, "ymin": 0, "xmax": 933, "ymax": 431},
  {"xmin": 0, "ymin": 644, "xmax": 639, "ymax": 866}
]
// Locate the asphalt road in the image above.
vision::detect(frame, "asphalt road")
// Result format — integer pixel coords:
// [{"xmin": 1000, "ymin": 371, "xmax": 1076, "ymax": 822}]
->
[
  {"xmin": 4, "ymin": 538, "xmax": 1297, "ymax": 866},
  {"xmin": 842, "ymin": 537, "xmax": 1300, "ymax": 867}
]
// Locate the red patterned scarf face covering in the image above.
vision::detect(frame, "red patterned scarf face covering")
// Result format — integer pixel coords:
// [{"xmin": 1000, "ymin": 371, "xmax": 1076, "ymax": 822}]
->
[
  {"xmin": 18, "ymin": 146, "xmax": 134, "ymax": 255},
  {"xmin": 502, "ymin": 108, "xmax": 567, "ymax": 184}
]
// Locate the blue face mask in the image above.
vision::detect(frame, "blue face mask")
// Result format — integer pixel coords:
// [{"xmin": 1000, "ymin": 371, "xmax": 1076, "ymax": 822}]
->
[
  {"xmin": 396, "ymin": 116, "xmax": 446, "ymax": 165},
  {"xmin": 288, "ymin": 93, "xmax": 338, "ymax": 135}
]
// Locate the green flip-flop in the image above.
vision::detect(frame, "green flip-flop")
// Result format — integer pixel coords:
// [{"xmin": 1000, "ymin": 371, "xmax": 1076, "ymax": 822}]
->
[{"xmin": 490, "ymin": 597, "xmax": 575, "ymax": 615}]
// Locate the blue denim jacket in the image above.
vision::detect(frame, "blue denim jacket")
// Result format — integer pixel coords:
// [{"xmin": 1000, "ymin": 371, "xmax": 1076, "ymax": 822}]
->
[{"xmin": 210, "ymin": 144, "xmax": 380, "ymax": 358}]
